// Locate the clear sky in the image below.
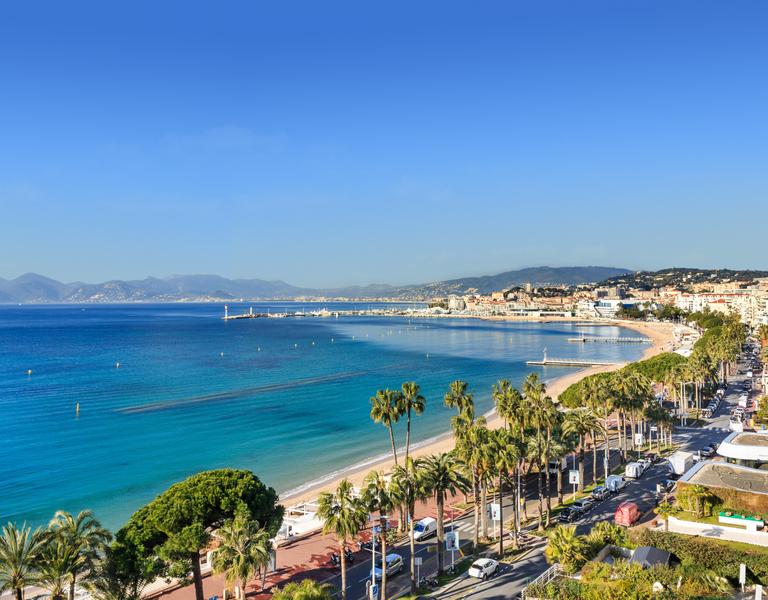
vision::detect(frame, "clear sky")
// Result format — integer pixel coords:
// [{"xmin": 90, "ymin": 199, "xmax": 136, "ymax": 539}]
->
[{"xmin": 1, "ymin": 1, "xmax": 766, "ymax": 287}]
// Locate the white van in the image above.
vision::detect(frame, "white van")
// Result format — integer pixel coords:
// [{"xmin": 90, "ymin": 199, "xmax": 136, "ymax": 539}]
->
[
  {"xmin": 625, "ymin": 461, "xmax": 648, "ymax": 479},
  {"xmin": 547, "ymin": 457, "xmax": 567, "ymax": 474},
  {"xmin": 605, "ymin": 474, "xmax": 628, "ymax": 493},
  {"xmin": 413, "ymin": 517, "xmax": 437, "ymax": 541}
]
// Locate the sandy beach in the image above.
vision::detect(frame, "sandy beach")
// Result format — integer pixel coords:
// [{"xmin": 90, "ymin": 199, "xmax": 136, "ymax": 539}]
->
[{"xmin": 279, "ymin": 319, "xmax": 678, "ymax": 508}]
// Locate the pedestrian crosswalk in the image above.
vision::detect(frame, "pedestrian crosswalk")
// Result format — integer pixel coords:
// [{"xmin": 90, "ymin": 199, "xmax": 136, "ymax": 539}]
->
[{"xmin": 447, "ymin": 521, "xmax": 474, "ymax": 534}]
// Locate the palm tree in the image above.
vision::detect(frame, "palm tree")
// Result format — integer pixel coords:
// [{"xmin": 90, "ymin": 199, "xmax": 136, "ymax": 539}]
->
[
  {"xmin": 317, "ymin": 479, "xmax": 368, "ymax": 600},
  {"xmin": 0, "ymin": 522, "xmax": 47, "ymax": 600},
  {"xmin": 37, "ymin": 539, "xmax": 78, "ymax": 600},
  {"xmin": 492, "ymin": 380, "xmax": 522, "ymax": 428},
  {"xmin": 524, "ymin": 374, "xmax": 556, "ymax": 528},
  {"xmin": 271, "ymin": 579, "xmax": 334, "ymax": 600},
  {"xmin": 525, "ymin": 434, "xmax": 548, "ymax": 532},
  {"xmin": 583, "ymin": 375, "xmax": 613, "ymax": 481},
  {"xmin": 443, "ymin": 380, "xmax": 474, "ymax": 421},
  {"xmin": 399, "ymin": 382, "xmax": 426, "ymax": 463},
  {"xmin": 678, "ymin": 484, "xmax": 711, "ymax": 518},
  {"xmin": 421, "ymin": 453, "xmax": 469, "ymax": 574},
  {"xmin": 212, "ymin": 516, "xmax": 272, "ymax": 598},
  {"xmin": 544, "ymin": 525, "xmax": 588, "ymax": 574},
  {"xmin": 48, "ymin": 510, "xmax": 111, "ymax": 600},
  {"xmin": 391, "ymin": 457, "xmax": 428, "ymax": 594},
  {"xmin": 370, "ymin": 389, "xmax": 403, "ymax": 466},
  {"xmin": 563, "ymin": 408, "xmax": 603, "ymax": 493},
  {"xmin": 548, "ymin": 438, "xmax": 569, "ymax": 508},
  {"xmin": 667, "ymin": 363, "xmax": 689, "ymax": 426},
  {"xmin": 361, "ymin": 470, "xmax": 394, "ymax": 600},
  {"xmin": 454, "ymin": 418, "xmax": 488, "ymax": 551},
  {"xmin": 654, "ymin": 501, "xmax": 680, "ymax": 532},
  {"xmin": 489, "ymin": 429, "xmax": 519, "ymax": 555}
]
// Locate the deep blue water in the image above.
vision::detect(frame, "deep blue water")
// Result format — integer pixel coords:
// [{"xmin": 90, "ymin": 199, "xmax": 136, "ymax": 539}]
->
[{"xmin": 0, "ymin": 304, "xmax": 646, "ymax": 530}]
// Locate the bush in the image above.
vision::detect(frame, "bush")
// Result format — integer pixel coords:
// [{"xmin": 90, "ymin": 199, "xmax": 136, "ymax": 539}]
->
[{"xmin": 632, "ymin": 529, "xmax": 768, "ymax": 585}]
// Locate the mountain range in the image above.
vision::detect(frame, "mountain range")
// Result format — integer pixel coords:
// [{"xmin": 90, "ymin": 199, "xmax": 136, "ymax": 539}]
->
[{"xmin": 0, "ymin": 266, "xmax": 632, "ymax": 303}]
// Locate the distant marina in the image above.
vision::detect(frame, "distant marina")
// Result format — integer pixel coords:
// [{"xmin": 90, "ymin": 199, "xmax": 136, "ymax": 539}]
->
[{"xmin": 222, "ymin": 304, "xmax": 414, "ymax": 320}]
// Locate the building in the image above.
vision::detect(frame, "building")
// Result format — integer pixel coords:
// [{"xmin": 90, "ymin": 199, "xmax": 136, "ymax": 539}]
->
[
  {"xmin": 447, "ymin": 295, "xmax": 466, "ymax": 311},
  {"xmin": 678, "ymin": 461, "xmax": 768, "ymax": 514},
  {"xmin": 717, "ymin": 432, "xmax": 768, "ymax": 469}
]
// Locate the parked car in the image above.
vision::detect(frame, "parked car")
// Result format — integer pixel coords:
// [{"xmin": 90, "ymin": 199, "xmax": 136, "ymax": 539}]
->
[
  {"xmin": 558, "ymin": 507, "xmax": 581, "ymax": 523},
  {"xmin": 615, "ymin": 501, "xmax": 642, "ymax": 527},
  {"xmin": 572, "ymin": 498, "xmax": 595, "ymax": 512},
  {"xmin": 468, "ymin": 558, "xmax": 499, "ymax": 580},
  {"xmin": 643, "ymin": 453, "xmax": 660, "ymax": 464},
  {"xmin": 591, "ymin": 485, "xmax": 610, "ymax": 501},
  {"xmin": 656, "ymin": 479, "xmax": 675, "ymax": 496},
  {"xmin": 373, "ymin": 554, "xmax": 404, "ymax": 579}
]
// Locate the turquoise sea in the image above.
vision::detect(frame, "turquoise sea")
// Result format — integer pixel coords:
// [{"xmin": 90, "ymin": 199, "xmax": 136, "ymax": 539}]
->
[{"xmin": 0, "ymin": 304, "xmax": 647, "ymax": 530}]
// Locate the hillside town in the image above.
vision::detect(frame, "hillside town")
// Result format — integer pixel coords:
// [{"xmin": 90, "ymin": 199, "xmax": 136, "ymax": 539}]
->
[{"xmin": 432, "ymin": 274, "xmax": 768, "ymax": 327}]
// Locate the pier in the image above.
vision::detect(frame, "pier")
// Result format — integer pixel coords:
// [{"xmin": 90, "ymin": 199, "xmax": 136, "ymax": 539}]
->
[
  {"xmin": 526, "ymin": 349, "xmax": 618, "ymax": 368},
  {"xmin": 221, "ymin": 305, "xmax": 414, "ymax": 320},
  {"xmin": 567, "ymin": 334, "xmax": 649, "ymax": 344}
]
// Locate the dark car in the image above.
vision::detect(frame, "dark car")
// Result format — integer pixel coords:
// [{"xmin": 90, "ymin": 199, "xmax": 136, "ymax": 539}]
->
[
  {"xmin": 591, "ymin": 485, "xmax": 609, "ymax": 501},
  {"xmin": 572, "ymin": 498, "xmax": 595, "ymax": 512},
  {"xmin": 656, "ymin": 479, "xmax": 675, "ymax": 496},
  {"xmin": 643, "ymin": 453, "xmax": 660, "ymax": 464},
  {"xmin": 558, "ymin": 507, "xmax": 582, "ymax": 523}
]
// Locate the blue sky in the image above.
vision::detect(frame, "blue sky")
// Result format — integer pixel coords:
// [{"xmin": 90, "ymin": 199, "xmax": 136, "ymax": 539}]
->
[{"xmin": 1, "ymin": 1, "xmax": 766, "ymax": 287}]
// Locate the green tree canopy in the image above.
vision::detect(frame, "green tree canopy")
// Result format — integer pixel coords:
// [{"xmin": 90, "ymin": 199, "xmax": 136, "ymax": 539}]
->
[{"xmin": 118, "ymin": 469, "xmax": 283, "ymax": 600}]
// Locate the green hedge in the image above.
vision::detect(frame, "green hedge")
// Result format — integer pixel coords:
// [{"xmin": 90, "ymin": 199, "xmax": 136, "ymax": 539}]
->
[
  {"xmin": 558, "ymin": 353, "xmax": 685, "ymax": 408},
  {"xmin": 632, "ymin": 529, "xmax": 768, "ymax": 585}
]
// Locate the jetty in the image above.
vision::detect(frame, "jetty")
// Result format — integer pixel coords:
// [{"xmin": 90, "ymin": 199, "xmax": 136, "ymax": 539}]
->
[
  {"xmin": 567, "ymin": 334, "xmax": 649, "ymax": 344},
  {"xmin": 221, "ymin": 304, "xmax": 424, "ymax": 321},
  {"xmin": 526, "ymin": 349, "xmax": 618, "ymax": 368}
]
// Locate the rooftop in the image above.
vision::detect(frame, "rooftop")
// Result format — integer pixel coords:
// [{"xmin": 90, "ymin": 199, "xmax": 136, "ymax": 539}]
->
[
  {"xmin": 681, "ymin": 462, "xmax": 768, "ymax": 495},
  {"xmin": 717, "ymin": 431, "xmax": 768, "ymax": 462},
  {"xmin": 729, "ymin": 433, "xmax": 768, "ymax": 447},
  {"xmin": 630, "ymin": 546, "xmax": 671, "ymax": 569}
]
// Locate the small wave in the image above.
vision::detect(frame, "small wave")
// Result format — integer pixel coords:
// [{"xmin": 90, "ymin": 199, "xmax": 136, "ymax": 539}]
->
[{"xmin": 116, "ymin": 361, "xmax": 416, "ymax": 415}]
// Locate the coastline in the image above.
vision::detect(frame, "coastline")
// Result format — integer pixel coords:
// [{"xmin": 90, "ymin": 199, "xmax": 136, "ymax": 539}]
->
[{"xmin": 279, "ymin": 318, "xmax": 678, "ymax": 508}]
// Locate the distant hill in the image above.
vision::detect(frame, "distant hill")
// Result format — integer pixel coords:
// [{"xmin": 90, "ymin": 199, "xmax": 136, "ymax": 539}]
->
[
  {"xmin": 598, "ymin": 268, "xmax": 768, "ymax": 291},
  {"xmin": 0, "ymin": 266, "xmax": 631, "ymax": 303},
  {"xmin": 409, "ymin": 266, "xmax": 632, "ymax": 296}
]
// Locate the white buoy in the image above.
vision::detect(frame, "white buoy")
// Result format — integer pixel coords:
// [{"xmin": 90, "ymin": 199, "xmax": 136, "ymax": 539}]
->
[
  {"xmin": 27, "ymin": 369, "xmax": 32, "ymax": 376},
  {"xmin": 311, "ymin": 341, "xmax": 315, "ymax": 346},
  {"xmin": 257, "ymin": 347, "xmax": 261, "ymax": 352},
  {"xmin": 115, "ymin": 362, "xmax": 120, "ymax": 369},
  {"xmin": 331, "ymin": 338, "xmax": 334, "ymax": 343},
  {"xmin": 294, "ymin": 343, "xmax": 298, "ymax": 348},
  {"xmin": 76, "ymin": 402, "xmax": 80, "ymax": 416},
  {"xmin": 220, "ymin": 352, "xmax": 224, "ymax": 357}
]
